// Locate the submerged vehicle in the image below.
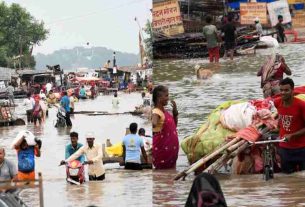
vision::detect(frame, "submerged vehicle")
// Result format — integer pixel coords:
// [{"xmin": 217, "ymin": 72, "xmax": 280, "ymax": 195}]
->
[
  {"xmin": 65, "ymin": 160, "xmax": 86, "ymax": 185},
  {"xmin": 54, "ymin": 107, "xmax": 66, "ymax": 128}
]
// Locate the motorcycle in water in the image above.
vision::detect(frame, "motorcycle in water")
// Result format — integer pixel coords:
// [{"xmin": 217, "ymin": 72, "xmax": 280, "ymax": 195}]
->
[
  {"xmin": 54, "ymin": 106, "xmax": 66, "ymax": 128},
  {"xmin": 65, "ymin": 160, "xmax": 86, "ymax": 185}
]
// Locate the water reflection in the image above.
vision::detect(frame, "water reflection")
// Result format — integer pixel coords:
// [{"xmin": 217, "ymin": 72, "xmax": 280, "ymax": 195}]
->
[
  {"xmin": 153, "ymin": 45, "xmax": 305, "ymax": 206},
  {"xmin": 0, "ymin": 92, "xmax": 152, "ymax": 207}
]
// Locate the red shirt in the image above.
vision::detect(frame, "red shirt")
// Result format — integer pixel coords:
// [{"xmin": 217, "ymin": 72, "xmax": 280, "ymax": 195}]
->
[
  {"xmin": 274, "ymin": 97, "xmax": 305, "ymax": 149},
  {"xmin": 273, "ymin": 63, "xmax": 285, "ymax": 80}
]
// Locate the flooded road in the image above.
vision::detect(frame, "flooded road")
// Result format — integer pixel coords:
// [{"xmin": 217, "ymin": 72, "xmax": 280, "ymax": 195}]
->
[
  {"xmin": 153, "ymin": 44, "xmax": 305, "ymax": 206},
  {"xmin": 1, "ymin": 92, "xmax": 152, "ymax": 207}
]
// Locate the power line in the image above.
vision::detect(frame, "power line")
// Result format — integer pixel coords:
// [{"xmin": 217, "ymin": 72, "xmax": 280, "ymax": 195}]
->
[{"xmin": 46, "ymin": 0, "xmax": 147, "ymax": 26}]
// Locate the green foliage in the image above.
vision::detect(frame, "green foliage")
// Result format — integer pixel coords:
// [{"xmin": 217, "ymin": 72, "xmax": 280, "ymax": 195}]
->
[
  {"xmin": 0, "ymin": 2, "xmax": 48, "ymax": 68},
  {"xmin": 143, "ymin": 19, "xmax": 153, "ymax": 60}
]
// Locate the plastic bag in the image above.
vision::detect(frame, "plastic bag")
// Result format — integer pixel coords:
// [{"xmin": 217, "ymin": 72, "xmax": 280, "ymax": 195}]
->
[
  {"xmin": 11, "ymin": 130, "xmax": 36, "ymax": 149},
  {"xmin": 220, "ymin": 102, "xmax": 256, "ymax": 131}
]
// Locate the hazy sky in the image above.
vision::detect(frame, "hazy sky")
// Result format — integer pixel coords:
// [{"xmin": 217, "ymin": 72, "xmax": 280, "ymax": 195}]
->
[{"xmin": 4, "ymin": 0, "xmax": 151, "ymax": 55}]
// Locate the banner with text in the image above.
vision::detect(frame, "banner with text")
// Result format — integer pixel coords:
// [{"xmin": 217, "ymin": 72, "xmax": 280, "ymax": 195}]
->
[
  {"xmin": 267, "ymin": 0, "xmax": 291, "ymax": 27},
  {"xmin": 152, "ymin": 0, "xmax": 184, "ymax": 36},
  {"xmin": 240, "ymin": 3, "xmax": 268, "ymax": 25}
]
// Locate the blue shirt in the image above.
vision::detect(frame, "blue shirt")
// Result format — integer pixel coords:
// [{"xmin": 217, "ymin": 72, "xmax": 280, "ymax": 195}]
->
[
  {"xmin": 79, "ymin": 88, "xmax": 86, "ymax": 97},
  {"xmin": 60, "ymin": 95, "xmax": 70, "ymax": 112},
  {"xmin": 65, "ymin": 143, "xmax": 85, "ymax": 162},
  {"xmin": 18, "ymin": 146, "xmax": 35, "ymax": 173},
  {"xmin": 122, "ymin": 134, "xmax": 144, "ymax": 163}
]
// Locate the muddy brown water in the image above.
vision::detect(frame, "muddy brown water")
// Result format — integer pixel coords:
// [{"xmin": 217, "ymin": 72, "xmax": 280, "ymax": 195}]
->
[
  {"xmin": 153, "ymin": 44, "xmax": 305, "ymax": 207},
  {"xmin": 0, "ymin": 92, "xmax": 152, "ymax": 207}
]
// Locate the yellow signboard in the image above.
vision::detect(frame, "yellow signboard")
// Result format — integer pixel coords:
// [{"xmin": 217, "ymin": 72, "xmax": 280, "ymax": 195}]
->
[
  {"xmin": 292, "ymin": 12, "xmax": 305, "ymax": 28},
  {"xmin": 240, "ymin": 3, "xmax": 268, "ymax": 25},
  {"xmin": 152, "ymin": 0, "xmax": 184, "ymax": 36}
]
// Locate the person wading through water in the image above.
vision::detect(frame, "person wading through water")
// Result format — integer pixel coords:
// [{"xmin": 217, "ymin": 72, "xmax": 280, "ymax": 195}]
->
[
  {"xmin": 122, "ymin": 123, "xmax": 148, "ymax": 170},
  {"xmin": 257, "ymin": 53, "xmax": 291, "ymax": 98},
  {"xmin": 152, "ymin": 85, "xmax": 179, "ymax": 169},
  {"xmin": 274, "ymin": 78, "xmax": 305, "ymax": 174}
]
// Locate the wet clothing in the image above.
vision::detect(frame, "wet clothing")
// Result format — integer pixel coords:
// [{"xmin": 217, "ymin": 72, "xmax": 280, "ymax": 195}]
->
[
  {"xmin": 89, "ymin": 173, "xmax": 105, "ymax": 181},
  {"xmin": 23, "ymin": 97, "xmax": 35, "ymax": 123},
  {"xmin": 274, "ymin": 97, "xmax": 305, "ymax": 149},
  {"xmin": 274, "ymin": 97, "xmax": 305, "ymax": 174},
  {"xmin": 112, "ymin": 97, "xmax": 120, "ymax": 108},
  {"xmin": 18, "ymin": 170, "xmax": 35, "ymax": 180},
  {"xmin": 122, "ymin": 134, "xmax": 144, "ymax": 164},
  {"xmin": 79, "ymin": 88, "xmax": 86, "ymax": 98},
  {"xmin": 221, "ymin": 23, "xmax": 236, "ymax": 44},
  {"xmin": 185, "ymin": 173, "xmax": 227, "ymax": 207},
  {"xmin": 258, "ymin": 54, "xmax": 289, "ymax": 97},
  {"xmin": 278, "ymin": 147, "xmax": 305, "ymax": 174},
  {"xmin": 208, "ymin": 47, "xmax": 220, "ymax": 62},
  {"xmin": 61, "ymin": 95, "xmax": 72, "ymax": 126},
  {"xmin": 0, "ymin": 159, "xmax": 17, "ymax": 181},
  {"xmin": 66, "ymin": 143, "xmax": 105, "ymax": 177},
  {"xmin": 60, "ymin": 95, "xmax": 70, "ymax": 113},
  {"xmin": 69, "ymin": 96, "xmax": 75, "ymax": 113},
  {"xmin": 275, "ymin": 22, "xmax": 286, "ymax": 43},
  {"xmin": 65, "ymin": 111, "xmax": 72, "ymax": 127},
  {"xmin": 203, "ymin": 25, "xmax": 219, "ymax": 49},
  {"xmin": 65, "ymin": 143, "xmax": 85, "ymax": 162},
  {"xmin": 152, "ymin": 108, "xmax": 165, "ymax": 133},
  {"xmin": 23, "ymin": 98, "xmax": 35, "ymax": 111},
  {"xmin": 125, "ymin": 162, "xmax": 143, "ymax": 170},
  {"xmin": 32, "ymin": 103, "xmax": 42, "ymax": 124},
  {"xmin": 203, "ymin": 24, "xmax": 220, "ymax": 62},
  {"xmin": 17, "ymin": 146, "xmax": 39, "ymax": 180},
  {"xmin": 255, "ymin": 23, "xmax": 263, "ymax": 36},
  {"xmin": 224, "ymin": 42, "xmax": 236, "ymax": 50},
  {"xmin": 152, "ymin": 109, "xmax": 179, "ymax": 169}
]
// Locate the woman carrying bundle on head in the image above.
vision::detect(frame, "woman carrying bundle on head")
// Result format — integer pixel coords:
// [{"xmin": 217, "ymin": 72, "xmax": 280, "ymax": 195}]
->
[
  {"xmin": 152, "ymin": 85, "xmax": 179, "ymax": 169},
  {"xmin": 257, "ymin": 53, "xmax": 291, "ymax": 98}
]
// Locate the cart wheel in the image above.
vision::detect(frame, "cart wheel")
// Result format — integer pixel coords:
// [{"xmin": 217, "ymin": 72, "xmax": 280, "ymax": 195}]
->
[{"xmin": 264, "ymin": 166, "xmax": 271, "ymax": 181}]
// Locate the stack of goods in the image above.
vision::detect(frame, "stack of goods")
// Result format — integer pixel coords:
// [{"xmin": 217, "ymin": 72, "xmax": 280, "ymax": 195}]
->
[{"xmin": 177, "ymin": 87, "xmax": 305, "ymax": 179}]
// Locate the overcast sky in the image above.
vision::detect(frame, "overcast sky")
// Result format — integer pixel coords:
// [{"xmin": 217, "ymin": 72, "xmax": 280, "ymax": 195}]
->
[{"xmin": 4, "ymin": 0, "xmax": 151, "ymax": 55}]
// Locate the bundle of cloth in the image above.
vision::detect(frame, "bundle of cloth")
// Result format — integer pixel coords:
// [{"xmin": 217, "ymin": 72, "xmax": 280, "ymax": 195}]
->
[
  {"xmin": 181, "ymin": 99, "xmax": 276, "ymax": 164},
  {"xmin": 181, "ymin": 86, "xmax": 305, "ymax": 174}
]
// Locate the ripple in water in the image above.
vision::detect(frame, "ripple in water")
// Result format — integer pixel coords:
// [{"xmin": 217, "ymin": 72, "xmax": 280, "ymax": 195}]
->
[{"xmin": 153, "ymin": 45, "xmax": 305, "ymax": 206}]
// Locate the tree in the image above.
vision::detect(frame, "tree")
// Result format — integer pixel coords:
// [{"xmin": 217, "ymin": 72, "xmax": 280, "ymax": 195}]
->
[
  {"xmin": 0, "ymin": 2, "xmax": 48, "ymax": 68},
  {"xmin": 143, "ymin": 19, "xmax": 153, "ymax": 60}
]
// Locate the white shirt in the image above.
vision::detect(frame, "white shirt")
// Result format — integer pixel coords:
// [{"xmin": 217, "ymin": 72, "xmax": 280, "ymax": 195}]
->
[
  {"xmin": 66, "ymin": 143, "xmax": 105, "ymax": 176},
  {"xmin": 140, "ymin": 135, "xmax": 152, "ymax": 151},
  {"xmin": 23, "ymin": 98, "xmax": 35, "ymax": 110},
  {"xmin": 112, "ymin": 97, "xmax": 120, "ymax": 108},
  {"xmin": 39, "ymin": 100, "xmax": 47, "ymax": 111},
  {"xmin": 69, "ymin": 96, "xmax": 75, "ymax": 108},
  {"xmin": 46, "ymin": 83, "xmax": 52, "ymax": 93}
]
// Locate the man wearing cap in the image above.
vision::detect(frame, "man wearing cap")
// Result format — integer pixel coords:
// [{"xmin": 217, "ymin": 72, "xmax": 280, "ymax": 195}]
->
[
  {"xmin": 254, "ymin": 17, "xmax": 263, "ymax": 37},
  {"xmin": 61, "ymin": 132, "xmax": 105, "ymax": 180},
  {"xmin": 0, "ymin": 147, "xmax": 17, "ymax": 182}
]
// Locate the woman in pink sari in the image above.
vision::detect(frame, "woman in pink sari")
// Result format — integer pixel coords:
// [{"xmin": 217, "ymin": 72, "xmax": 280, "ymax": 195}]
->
[{"xmin": 152, "ymin": 85, "xmax": 179, "ymax": 169}]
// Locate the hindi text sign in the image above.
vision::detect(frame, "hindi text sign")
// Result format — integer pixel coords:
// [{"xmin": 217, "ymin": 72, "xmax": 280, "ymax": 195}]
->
[
  {"xmin": 152, "ymin": 0, "xmax": 184, "ymax": 36},
  {"xmin": 240, "ymin": 3, "xmax": 267, "ymax": 25}
]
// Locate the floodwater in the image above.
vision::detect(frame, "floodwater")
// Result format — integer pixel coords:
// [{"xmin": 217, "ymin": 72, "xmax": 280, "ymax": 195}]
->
[
  {"xmin": 0, "ymin": 92, "xmax": 152, "ymax": 207},
  {"xmin": 153, "ymin": 44, "xmax": 305, "ymax": 207}
]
